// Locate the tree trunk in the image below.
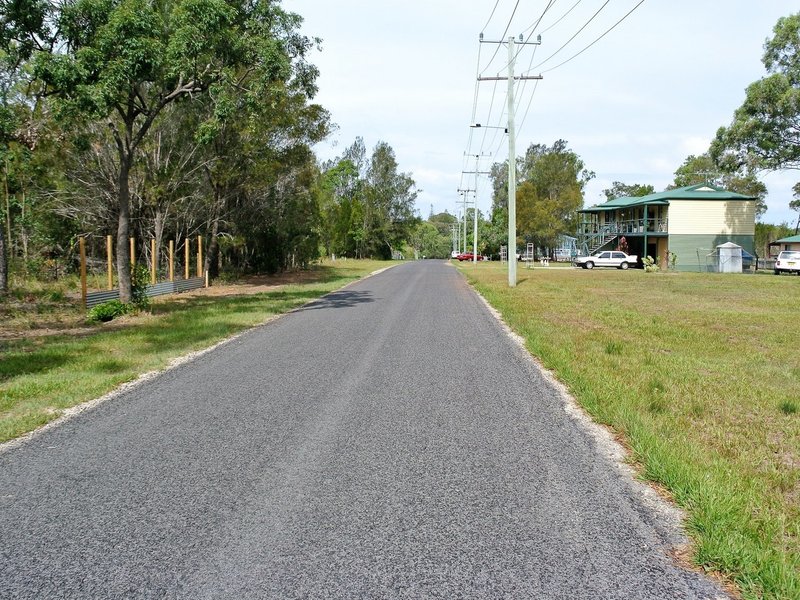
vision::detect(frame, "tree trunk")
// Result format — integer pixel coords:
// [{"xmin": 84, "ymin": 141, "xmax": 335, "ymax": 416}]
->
[
  {"xmin": 205, "ymin": 215, "xmax": 220, "ymax": 280},
  {"xmin": 203, "ymin": 181, "xmax": 224, "ymax": 281},
  {"xmin": 0, "ymin": 221, "xmax": 7, "ymax": 295},
  {"xmin": 116, "ymin": 154, "xmax": 133, "ymax": 303}
]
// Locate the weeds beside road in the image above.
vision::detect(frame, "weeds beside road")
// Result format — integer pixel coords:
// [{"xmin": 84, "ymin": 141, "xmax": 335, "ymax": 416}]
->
[
  {"xmin": 0, "ymin": 260, "xmax": 389, "ymax": 444},
  {"xmin": 458, "ymin": 262, "xmax": 799, "ymax": 599}
]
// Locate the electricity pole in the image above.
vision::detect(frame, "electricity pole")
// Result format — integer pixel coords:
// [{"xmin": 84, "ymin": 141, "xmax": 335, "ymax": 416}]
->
[
  {"xmin": 457, "ymin": 189, "xmax": 474, "ymax": 254},
  {"xmin": 463, "ymin": 153, "xmax": 491, "ymax": 264},
  {"xmin": 479, "ymin": 34, "xmax": 542, "ymax": 286}
]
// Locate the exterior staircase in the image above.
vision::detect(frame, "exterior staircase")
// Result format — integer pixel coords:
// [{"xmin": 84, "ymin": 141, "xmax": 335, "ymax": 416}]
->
[{"xmin": 580, "ymin": 233, "xmax": 617, "ymax": 256}]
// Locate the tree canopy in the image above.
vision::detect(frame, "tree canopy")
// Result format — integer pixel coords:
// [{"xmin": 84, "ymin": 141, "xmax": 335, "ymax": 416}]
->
[
  {"xmin": 671, "ymin": 153, "xmax": 768, "ymax": 218},
  {"xmin": 602, "ymin": 181, "xmax": 655, "ymax": 200},
  {"xmin": 2, "ymin": 0, "xmax": 324, "ymax": 298},
  {"xmin": 512, "ymin": 140, "xmax": 593, "ymax": 250},
  {"xmin": 711, "ymin": 13, "xmax": 800, "ymax": 173}
]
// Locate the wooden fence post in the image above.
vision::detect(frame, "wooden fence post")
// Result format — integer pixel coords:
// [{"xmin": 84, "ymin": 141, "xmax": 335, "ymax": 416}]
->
[
  {"xmin": 130, "ymin": 237, "xmax": 135, "ymax": 267},
  {"xmin": 106, "ymin": 235, "xmax": 113, "ymax": 290},
  {"xmin": 150, "ymin": 239, "xmax": 156, "ymax": 284},
  {"xmin": 184, "ymin": 240, "xmax": 190, "ymax": 280},
  {"xmin": 169, "ymin": 240, "xmax": 174, "ymax": 282},
  {"xmin": 197, "ymin": 235, "xmax": 202, "ymax": 278},
  {"xmin": 79, "ymin": 236, "xmax": 87, "ymax": 307}
]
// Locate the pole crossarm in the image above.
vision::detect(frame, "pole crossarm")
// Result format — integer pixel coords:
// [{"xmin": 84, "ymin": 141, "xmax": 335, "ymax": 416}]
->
[{"xmin": 478, "ymin": 75, "xmax": 543, "ymax": 82}]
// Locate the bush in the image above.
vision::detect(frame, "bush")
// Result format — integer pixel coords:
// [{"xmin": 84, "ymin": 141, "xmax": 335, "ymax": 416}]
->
[
  {"xmin": 643, "ymin": 255, "xmax": 660, "ymax": 273},
  {"xmin": 88, "ymin": 300, "xmax": 129, "ymax": 323},
  {"xmin": 130, "ymin": 263, "xmax": 151, "ymax": 310}
]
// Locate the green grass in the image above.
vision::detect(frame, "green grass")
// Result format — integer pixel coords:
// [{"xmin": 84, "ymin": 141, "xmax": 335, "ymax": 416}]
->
[
  {"xmin": 0, "ymin": 260, "xmax": 390, "ymax": 444},
  {"xmin": 457, "ymin": 262, "xmax": 799, "ymax": 599}
]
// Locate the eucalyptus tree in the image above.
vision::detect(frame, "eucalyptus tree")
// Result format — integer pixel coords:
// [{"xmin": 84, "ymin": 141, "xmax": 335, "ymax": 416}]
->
[
  {"xmin": 515, "ymin": 140, "xmax": 593, "ymax": 251},
  {"xmin": 711, "ymin": 12, "xmax": 800, "ymax": 223},
  {"xmin": 671, "ymin": 153, "xmax": 767, "ymax": 218},
  {"xmin": 364, "ymin": 141, "xmax": 418, "ymax": 258},
  {"xmin": 602, "ymin": 182, "xmax": 655, "ymax": 200},
  {"xmin": 3, "ymin": 0, "xmax": 322, "ymax": 300}
]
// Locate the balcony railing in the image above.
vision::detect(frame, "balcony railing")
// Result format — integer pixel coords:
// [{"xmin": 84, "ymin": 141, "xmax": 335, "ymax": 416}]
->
[{"xmin": 578, "ymin": 218, "xmax": 668, "ymax": 236}]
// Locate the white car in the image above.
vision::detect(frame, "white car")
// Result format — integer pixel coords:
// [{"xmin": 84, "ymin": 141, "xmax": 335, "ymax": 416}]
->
[
  {"xmin": 574, "ymin": 250, "xmax": 638, "ymax": 270},
  {"xmin": 775, "ymin": 250, "xmax": 800, "ymax": 275}
]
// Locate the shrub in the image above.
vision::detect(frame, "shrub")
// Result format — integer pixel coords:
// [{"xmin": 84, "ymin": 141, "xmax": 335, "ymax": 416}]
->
[
  {"xmin": 643, "ymin": 255, "xmax": 660, "ymax": 273},
  {"xmin": 130, "ymin": 264, "xmax": 151, "ymax": 310},
  {"xmin": 88, "ymin": 300, "xmax": 129, "ymax": 323}
]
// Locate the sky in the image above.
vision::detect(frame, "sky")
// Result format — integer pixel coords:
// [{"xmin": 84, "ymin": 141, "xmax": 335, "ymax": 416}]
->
[{"xmin": 287, "ymin": 0, "xmax": 800, "ymax": 226}]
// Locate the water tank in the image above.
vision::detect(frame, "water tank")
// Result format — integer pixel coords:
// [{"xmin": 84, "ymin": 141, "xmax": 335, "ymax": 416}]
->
[{"xmin": 717, "ymin": 242, "xmax": 743, "ymax": 273}]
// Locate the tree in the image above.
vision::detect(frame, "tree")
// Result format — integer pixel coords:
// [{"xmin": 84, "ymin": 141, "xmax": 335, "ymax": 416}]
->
[
  {"xmin": 409, "ymin": 220, "xmax": 449, "ymax": 259},
  {"xmin": 364, "ymin": 141, "xmax": 418, "ymax": 258},
  {"xmin": 602, "ymin": 181, "xmax": 655, "ymax": 200},
  {"xmin": 515, "ymin": 140, "xmax": 593, "ymax": 250},
  {"xmin": 711, "ymin": 13, "xmax": 800, "ymax": 173},
  {"xmin": 4, "ymin": 0, "xmax": 320, "ymax": 300},
  {"xmin": 671, "ymin": 153, "xmax": 768, "ymax": 218},
  {"xmin": 791, "ymin": 182, "xmax": 800, "ymax": 234}
]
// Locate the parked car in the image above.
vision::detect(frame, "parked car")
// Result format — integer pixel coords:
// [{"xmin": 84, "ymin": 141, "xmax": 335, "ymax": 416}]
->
[
  {"xmin": 451, "ymin": 250, "xmax": 460, "ymax": 259},
  {"xmin": 774, "ymin": 250, "xmax": 800, "ymax": 275},
  {"xmin": 574, "ymin": 250, "xmax": 638, "ymax": 270},
  {"xmin": 456, "ymin": 252, "xmax": 484, "ymax": 261}
]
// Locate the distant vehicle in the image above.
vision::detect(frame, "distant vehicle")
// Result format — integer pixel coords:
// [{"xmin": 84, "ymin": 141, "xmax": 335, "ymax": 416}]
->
[
  {"xmin": 574, "ymin": 250, "xmax": 638, "ymax": 270},
  {"xmin": 451, "ymin": 250, "xmax": 460, "ymax": 259},
  {"xmin": 456, "ymin": 252, "xmax": 484, "ymax": 262},
  {"xmin": 774, "ymin": 250, "xmax": 800, "ymax": 275}
]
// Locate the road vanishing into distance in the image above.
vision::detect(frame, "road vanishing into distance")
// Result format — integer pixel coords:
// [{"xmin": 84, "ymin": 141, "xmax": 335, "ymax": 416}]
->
[{"xmin": 1, "ymin": 261, "xmax": 727, "ymax": 599}]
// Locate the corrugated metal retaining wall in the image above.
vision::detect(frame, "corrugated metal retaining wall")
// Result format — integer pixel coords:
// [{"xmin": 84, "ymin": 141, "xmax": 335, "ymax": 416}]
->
[{"xmin": 85, "ymin": 277, "xmax": 205, "ymax": 308}]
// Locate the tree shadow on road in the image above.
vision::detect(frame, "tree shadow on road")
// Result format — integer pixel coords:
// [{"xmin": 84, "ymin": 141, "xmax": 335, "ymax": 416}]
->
[{"xmin": 295, "ymin": 290, "xmax": 375, "ymax": 311}]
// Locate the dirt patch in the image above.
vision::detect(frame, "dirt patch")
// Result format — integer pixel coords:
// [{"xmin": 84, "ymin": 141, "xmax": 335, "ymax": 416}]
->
[{"xmin": 0, "ymin": 272, "xmax": 316, "ymax": 343}]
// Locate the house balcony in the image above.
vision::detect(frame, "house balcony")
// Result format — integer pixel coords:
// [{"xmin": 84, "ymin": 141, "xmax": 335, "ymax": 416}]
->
[
  {"xmin": 578, "ymin": 217, "xmax": 668, "ymax": 237},
  {"xmin": 577, "ymin": 218, "xmax": 669, "ymax": 254}
]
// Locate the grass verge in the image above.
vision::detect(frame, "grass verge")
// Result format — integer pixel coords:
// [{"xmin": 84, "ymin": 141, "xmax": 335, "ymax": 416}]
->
[
  {"xmin": 457, "ymin": 262, "xmax": 799, "ymax": 600},
  {"xmin": 0, "ymin": 260, "xmax": 390, "ymax": 444}
]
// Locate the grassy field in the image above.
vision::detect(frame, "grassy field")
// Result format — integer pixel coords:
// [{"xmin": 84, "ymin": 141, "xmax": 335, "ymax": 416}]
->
[
  {"xmin": 457, "ymin": 262, "xmax": 799, "ymax": 599},
  {"xmin": 0, "ymin": 260, "xmax": 390, "ymax": 444}
]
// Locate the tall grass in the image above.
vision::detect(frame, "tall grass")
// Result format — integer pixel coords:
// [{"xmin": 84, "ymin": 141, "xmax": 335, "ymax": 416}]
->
[
  {"xmin": 0, "ymin": 260, "xmax": 389, "ymax": 443},
  {"xmin": 459, "ymin": 263, "xmax": 799, "ymax": 599}
]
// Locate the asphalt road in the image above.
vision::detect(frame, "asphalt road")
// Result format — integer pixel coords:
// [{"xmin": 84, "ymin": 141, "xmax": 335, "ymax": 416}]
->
[{"xmin": 0, "ymin": 260, "xmax": 727, "ymax": 599}]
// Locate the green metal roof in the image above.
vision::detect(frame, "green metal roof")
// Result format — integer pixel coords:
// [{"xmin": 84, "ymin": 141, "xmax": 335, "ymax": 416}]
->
[
  {"xmin": 775, "ymin": 234, "xmax": 800, "ymax": 243},
  {"xmin": 642, "ymin": 183, "xmax": 755, "ymax": 202},
  {"xmin": 580, "ymin": 183, "xmax": 755, "ymax": 213}
]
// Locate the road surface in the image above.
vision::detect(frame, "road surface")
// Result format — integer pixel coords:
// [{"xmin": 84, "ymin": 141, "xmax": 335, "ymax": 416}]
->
[{"xmin": 0, "ymin": 260, "xmax": 727, "ymax": 598}]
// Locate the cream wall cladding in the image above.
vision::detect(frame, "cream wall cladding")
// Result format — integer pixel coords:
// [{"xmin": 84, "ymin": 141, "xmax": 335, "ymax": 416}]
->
[{"xmin": 668, "ymin": 200, "xmax": 755, "ymax": 236}]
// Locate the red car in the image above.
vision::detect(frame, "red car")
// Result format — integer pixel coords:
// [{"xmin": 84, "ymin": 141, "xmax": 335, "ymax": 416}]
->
[{"xmin": 456, "ymin": 252, "xmax": 484, "ymax": 261}]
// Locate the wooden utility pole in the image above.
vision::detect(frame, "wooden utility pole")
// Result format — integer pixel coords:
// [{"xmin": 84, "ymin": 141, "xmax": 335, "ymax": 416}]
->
[{"xmin": 169, "ymin": 241, "xmax": 174, "ymax": 282}]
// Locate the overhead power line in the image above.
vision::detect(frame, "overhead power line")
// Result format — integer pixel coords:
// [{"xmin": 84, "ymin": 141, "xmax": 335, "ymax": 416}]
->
[
  {"xmin": 540, "ymin": 0, "xmax": 647, "ymax": 74},
  {"xmin": 539, "ymin": 0, "xmax": 583, "ymax": 34},
  {"xmin": 481, "ymin": 0, "xmax": 501, "ymax": 34},
  {"xmin": 527, "ymin": 0, "xmax": 611, "ymax": 72},
  {"xmin": 479, "ymin": 0, "xmax": 521, "ymax": 76}
]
